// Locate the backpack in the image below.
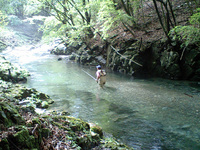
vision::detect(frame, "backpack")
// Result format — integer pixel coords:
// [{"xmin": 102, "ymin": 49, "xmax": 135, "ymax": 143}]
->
[{"xmin": 100, "ymin": 70, "xmax": 106, "ymax": 76}]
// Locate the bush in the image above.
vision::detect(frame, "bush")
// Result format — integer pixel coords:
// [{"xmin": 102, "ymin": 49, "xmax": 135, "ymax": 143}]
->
[{"xmin": 169, "ymin": 8, "xmax": 200, "ymax": 48}]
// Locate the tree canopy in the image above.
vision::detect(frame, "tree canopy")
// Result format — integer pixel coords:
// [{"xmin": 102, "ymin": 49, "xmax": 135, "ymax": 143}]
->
[{"xmin": 0, "ymin": 0, "xmax": 199, "ymax": 47}]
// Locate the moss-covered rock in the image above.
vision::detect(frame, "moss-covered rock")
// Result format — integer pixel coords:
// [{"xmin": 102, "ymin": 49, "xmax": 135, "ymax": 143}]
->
[
  {"xmin": 8, "ymin": 127, "xmax": 39, "ymax": 149},
  {"xmin": 41, "ymin": 128, "xmax": 51, "ymax": 138},
  {"xmin": 99, "ymin": 137, "xmax": 134, "ymax": 150},
  {"xmin": 0, "ymin": 102, "xmax": 25, "ymax": 127},
  {"xmin": 0, "ymin": 80, "xmax": 54, "ymax": 109},
  {"xmin": 0, "ymin": 55, "xmax": 30, "ymax": 83},
  {"xmin": 89, "ymin": 123, "xmax": 103, "ymax": 138},
  {"xmin": 41, "ymin": 101, "xmax": 49, "ymax": 108}
]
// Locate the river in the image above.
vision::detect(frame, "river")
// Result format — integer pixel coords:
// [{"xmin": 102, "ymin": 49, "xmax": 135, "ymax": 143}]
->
[{"xmin": 2, "ymin": 43, "xmax": 200, "ymax": 150}]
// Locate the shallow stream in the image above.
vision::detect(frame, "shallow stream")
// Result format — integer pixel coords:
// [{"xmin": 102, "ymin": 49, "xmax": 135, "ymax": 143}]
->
[{"xmin": 2, "ymin": 44, "xmax": 200, "ymax": 149}]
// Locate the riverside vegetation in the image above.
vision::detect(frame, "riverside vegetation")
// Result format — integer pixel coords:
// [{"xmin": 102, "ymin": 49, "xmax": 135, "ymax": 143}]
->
[
  {"xmin": 0, "ymin": 0, "xmax": 199, "ymax": 149},
  {"xmin": 0, "ymin": 1, "xmax": 199, "ymax": 80}
]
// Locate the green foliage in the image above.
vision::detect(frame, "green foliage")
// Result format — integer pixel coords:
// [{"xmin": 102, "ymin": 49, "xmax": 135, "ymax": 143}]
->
[
  {"xmin": 0, "ymin": 0, "xmax": 27, "ymax": 18},
  {"xmin": 97, "ymin": 0, "xmax": 135, "ymax": 39},
  {"xmin": 66, "ymin": 24, "xmax": 93, "ymax": 45},
  {"xmin": 0, "ymin": 0, "xmax": 13, "ymax": 14},
  {"xmin": 10, "ymin": 0, "xmax": 27, "ymax": 17},
  {"xmin": 40, "ymin": 16, "xmax": 62, "ymax": 42},
  {"xmin": 0, "ymin": 11, "xmax": 7, "ymax": 27},
  {"xmin": 24, "ymin": 0, "xmax": 43, "ymax": 16},
  {"xmin": 189, "ymin": 8, "xmax": 200, "ymax": 25},
  {"xmin": 39, "ymin": 0, "xmax": 139, "ymax": 44},
  {"xmin": 169, "ymin": 8, "xmax": 200, "ymax": 48},
  {"xmin": 41, "ymin": 15, "xmax": 94, "ymax": 46},
  {"xmin": 1, "ymin": 0, "xmax": 48, "ymax": 17},
  {"xmin": 170, "ymin": 26, "xmax": 200, "ymax": 47},
  {"xmin": 37, "ymin": 0, "xmax": 88, "ymax": 43}
]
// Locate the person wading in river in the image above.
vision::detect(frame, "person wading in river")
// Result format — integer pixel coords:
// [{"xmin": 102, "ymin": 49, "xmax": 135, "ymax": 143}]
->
[{"xmin": 96, "ymin": 65, "xmax": 106, "ymax": 87}]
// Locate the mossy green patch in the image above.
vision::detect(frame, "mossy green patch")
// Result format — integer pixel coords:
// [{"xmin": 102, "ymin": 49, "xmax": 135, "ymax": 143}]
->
[
  {"xmin": 0, "ymin": 102, "xmax": 25, "ymax": 127},
  {"xmin": 100, "ymin": 137, "xmax": 134, "ymax": 150},
  {"xmin": 12, "ymin": 128, "xmax": 37, "ymax": 149}
]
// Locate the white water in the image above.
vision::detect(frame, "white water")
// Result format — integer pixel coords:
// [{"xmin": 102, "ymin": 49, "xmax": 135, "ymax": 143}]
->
[{"xmin": 2, "ymin": 44, "xmax": 200, "ymax": 150}]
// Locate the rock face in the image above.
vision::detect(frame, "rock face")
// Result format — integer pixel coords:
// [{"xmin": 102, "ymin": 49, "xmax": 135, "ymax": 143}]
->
[
  {"xmin": 147, "ymin": 42, "xmax": 200, "ymax": 80},
  {"xmin": 49, "ymin": 35, "xmax": 199, "ymax": 80},
  {"xmin": 61, "ymin": 38, "xmax": 200, "ymax": 80}
]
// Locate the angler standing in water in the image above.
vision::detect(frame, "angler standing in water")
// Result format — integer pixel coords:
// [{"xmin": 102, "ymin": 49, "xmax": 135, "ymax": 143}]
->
[{"xmin": 96, "ymin": 65, "xmax": 106, "ymax": 87}]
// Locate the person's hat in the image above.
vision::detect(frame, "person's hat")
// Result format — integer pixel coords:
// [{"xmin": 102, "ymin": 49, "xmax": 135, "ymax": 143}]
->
[{"xmin": 96, "ymin": 65, "xmax": 101, "ymax": 69}]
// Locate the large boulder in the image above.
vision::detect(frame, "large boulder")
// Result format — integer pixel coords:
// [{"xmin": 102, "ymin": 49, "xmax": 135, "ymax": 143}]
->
[
  {"xmin": 50, "ymin": 44, "xmax": 67, "ymax": 55},
  {"xmin": 50, "ymin": 39, "xmax": 82, "ymax": 55}
]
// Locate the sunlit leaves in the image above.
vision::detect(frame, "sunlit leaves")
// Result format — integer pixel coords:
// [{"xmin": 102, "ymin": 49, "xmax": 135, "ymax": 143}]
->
[
  {"xmin": 38, "ymin": 0, "xmax": 139, "ymax": 43},
  {"xmin": 40, "ymin": 16, "xmax": 63, "ymax": 42},
  {"xmin": 170, "ymin": 26, "xmax": 200, "ymax": 47},
  {"xmin": 189, "ymin": 8, "xmax": 200, "ymax": 26},
  {"xmin": 169, "ymin": 8, "xmax": 200, "ymax": 48},
  {"xmin": 97, "ymin": 0, "xmax": 135, "ymax": 39},
  {"xmin": 24, "ymin": 0, "xmax": 43, "ymax": 16}
]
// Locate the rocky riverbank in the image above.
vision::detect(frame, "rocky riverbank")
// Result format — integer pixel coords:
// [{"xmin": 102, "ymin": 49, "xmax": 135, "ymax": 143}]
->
[
  {"xmin": 50, "ymin": 37, "xmax": 200, "ymax": 81},
  {"xmin": 0, "ymin": 56, "xmax": 133, "ymax": 149}
]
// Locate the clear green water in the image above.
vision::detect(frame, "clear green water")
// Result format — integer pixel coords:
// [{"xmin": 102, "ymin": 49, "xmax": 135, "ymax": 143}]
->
[{"xmin": 2, "ymin": 44, "xmax": 200, "ymax": 149}]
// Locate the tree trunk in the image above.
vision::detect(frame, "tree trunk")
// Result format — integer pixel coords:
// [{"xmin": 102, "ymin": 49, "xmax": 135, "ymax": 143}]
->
[{"xmin": 153, "ymin": 0, "xmax": 172, "ymax": 42}]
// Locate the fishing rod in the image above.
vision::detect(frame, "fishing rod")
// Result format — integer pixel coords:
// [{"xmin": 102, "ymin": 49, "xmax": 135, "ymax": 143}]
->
[{"xmin": 82, "ymin": 69, "xmax": 96, "ymax": 81}]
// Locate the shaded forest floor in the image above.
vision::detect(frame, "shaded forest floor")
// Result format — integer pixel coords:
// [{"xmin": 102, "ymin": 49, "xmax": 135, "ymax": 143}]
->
[{"xmin": 90, "ymin": 1, "xmax": 194, "ymax": 49}]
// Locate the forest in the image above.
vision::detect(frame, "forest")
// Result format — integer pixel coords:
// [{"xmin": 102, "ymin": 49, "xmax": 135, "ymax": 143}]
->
[{"xmin": 0, "ymin": 0, "xmax": 200, "ymax": 80}]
